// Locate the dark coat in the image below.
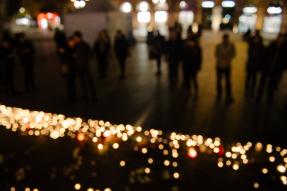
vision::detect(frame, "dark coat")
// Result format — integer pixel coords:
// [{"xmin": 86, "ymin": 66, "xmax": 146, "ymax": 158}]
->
[
  {"xmin": 165, "ymin": 38, "xmax": 183, "ymax": 64},
  {"xmin": 114, "ymin": 35, "xmax": 129, "ymax": 61},
  {"xmin": 74, "ymin": 41, "xmax": 92, "ymax": 71},
  {"xmin": 183, "ymin": 41, "xmax": 202, "ymax": 74}
]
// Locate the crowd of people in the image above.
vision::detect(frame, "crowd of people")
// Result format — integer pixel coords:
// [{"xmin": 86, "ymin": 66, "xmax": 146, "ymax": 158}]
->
[
  {"xmin": 0, "ymin": 31, "xmax": 35, "ymax": 96},
  {"xmin": 1, "ymin": 25, "xmax": 287, "ymax": 106},
  {"xmin": 54, "ymin": 29, "xmax": 130, "ymax": 102},
  {"xmin": 147, "ymin": 25, "xmax": 287, "ymax": 105}
]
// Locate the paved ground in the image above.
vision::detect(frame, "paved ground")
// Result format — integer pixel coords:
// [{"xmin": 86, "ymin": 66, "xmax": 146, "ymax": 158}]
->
[{"xmin": 1, "ymin": 31, "xmax": 287, "ymax": 145}]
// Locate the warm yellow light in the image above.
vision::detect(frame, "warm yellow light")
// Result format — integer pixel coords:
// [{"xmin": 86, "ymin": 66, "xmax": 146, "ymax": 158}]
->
[{"xmin": 74, "ymin": 183, "xmax": 81, "ymax": 190}]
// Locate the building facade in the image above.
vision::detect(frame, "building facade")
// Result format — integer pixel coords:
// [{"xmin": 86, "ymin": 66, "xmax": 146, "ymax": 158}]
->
[{"xmin": 110, "ymin": 0, "xmax": 287, "ymax": 37}]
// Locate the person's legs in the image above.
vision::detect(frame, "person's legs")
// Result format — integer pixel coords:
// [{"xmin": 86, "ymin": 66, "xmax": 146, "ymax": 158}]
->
[
  {"xmin": 156, "ymin": 55, "xmax": 162, "ymax": 75},
  {"xmin": 191, "ymin": 72, "xmax": 199, "ymax": 94},
  {"xmin": 267, "ymin": 73, "xmax": 282, "ymax": 104},
  {"xmin": 216, "ymin": 68, "xmax": 223, "ymax": 99},
  {"xmin": 256, "ymin": 72, "xmax": 267, "ymax": 103},
  {"xmin": 245, "ymin": 67, "xmax": 251, "ymax": 96},
  {"xmin": 119, "ymin": 58, "xmax": 126, "ymax": 79},
  {"xmin": 182, "ymin": 64, "xmax": 190, "ymax": 90},
  {"xmin": 250, "ymin": 71, "xmax": 257, "ymax": 97},
  {"xmin": 225, "ymin": 67, "xmax": 234, "ymax": 102}
]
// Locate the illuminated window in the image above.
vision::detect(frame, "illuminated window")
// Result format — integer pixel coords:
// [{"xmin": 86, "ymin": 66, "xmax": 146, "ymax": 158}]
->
[
  {"xmin": 137, "ymin": 11, "xmax": 151, "ymax": 23},
  {"xmin": 120, "ymin": 2, "xmax": 132, "ymax": 13},
  {"xmin": 221, "ymin": 1, "xmax": 235, "ymax": 8},
  {"xmin": 155, "ymin": 11, "xmax": 168, "ymax": 23}
]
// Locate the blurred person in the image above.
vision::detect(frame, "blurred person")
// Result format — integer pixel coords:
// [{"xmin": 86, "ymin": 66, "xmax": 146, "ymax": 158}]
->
[
  {"xmin": 266, "ymin": 34, "xmax": 287, "ymax": 104},
  {"xmin": 73, "ymin": 31, "xmax": 97, "ymax": 100},
  {"xmin": 243, "ymin": 28, "xmax": 252, "ymax": 42},
  {"xmin": 150, "ymin": 30, "xmax": 165, "ymax": 76},
  {"xmin": 54, "ymin": 29, "xmax": 67, "ymax": 49},
  {"xmin": 94, "ymin": 31, "xmax": 111, "ymax": 79},
  {"xmin": 0, "ymin": 30, "xmax": 16, "ymax": 95},
  {"xmin": 114, "ymin": 30, "xmax": 129, "ymax": 80},
  {"xmin": 60, "ymin": 36, "xmax": 77, "ymax": 102},
  {"xmin": 215, "ymin": 33, "xmax": 236, "ymax": 103},
  {"xmin": 165, "ymin": 28, "xmax": 183, "ymax": 90},
  {"xmin": 245, "ymin": 30, "xmax": 264, "ymax": 98},
  {"xmin": 17, "ymin": 33, "xmax": 35, "ymax": 92},
  {"xmin": 174, "ymin": 21, "xmax": 183, "ymax": 38},
  {"xmin": 182, "ymin": 35, "xmax": 202, "ymax": 95}
]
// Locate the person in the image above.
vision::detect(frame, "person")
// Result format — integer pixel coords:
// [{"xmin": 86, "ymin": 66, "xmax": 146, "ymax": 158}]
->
[
  {"xmin": 182, "ymin": 35, "xmax": 202, "ymax": 95},
  {"xmin": 215, "ymin": 33, "xmax": 236, "ymax": 103},
  {"xmin": 165, "ymin": 28, "xmax": 183, "ymax": 90},
  {"xmin": 17, "ymin": 33, "xmax": 35, "ymax": 92},
  {"xmin": 114, "ymin": 30, "xmax": 129, "ymax": 80},
  {"xmin": 0, "ymin": 30, "xmax": 16, "ymax": 95},
  {"xmin": 73, "ymin": 31, "xmax": 97, "ymax": 100},
  {"xmin": 243, "ymin": 28, "xmax": 252, "ymax": 42},
  {"xmin": 60, "ymin": 36, "xmax": 77, "ymax": 102},
  {"xmin": 266, "ymin": 33, "xmax": 287, "ymax": 104},
  {"xmin": 245, "ymin": 30, "xmax": 264, "ymax": 98},
  {"xmin": 54, "ymin": 29, "xmax": 67, "ymax": 49},
  {"xmin": 151, "ymin": 30, "xmax": 165, "ymax": 76},
  {"xmin": 94, "ymin": 31, "xmax": 111, "ymax": 79}
]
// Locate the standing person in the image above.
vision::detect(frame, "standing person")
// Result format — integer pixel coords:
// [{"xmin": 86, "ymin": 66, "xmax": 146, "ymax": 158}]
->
[
  {"xmin": 17, "ymin": 33, "xmax": 35, "ymax": 92},
  {"xmin": 94, "ymin": 31, "xmax": 111, "ymax": 79},
  {"xmin": 165, "ymin": 28, "xmax": 183, "ymax": 90},
  {"xmin": 151, "ymin": 30, "xmax": 164, "ymax": 76},
  {"xmin": 266, "ymin": 33, "xmax": 287, "ymax": 104},
  {"xmin": 60, "ymin": 36, "xmax": 77, "ymax": 103},
  {"xmin": 245, "ymin": 30, "xmax": 264, "ymax": 98},
  {"xmin": 114, "ymin": 30, "xmax": 129, "ymax": 80},
  {"xmin": 215, "ymin": 33, "xmax": 236, "ymax": 103},
  {"xmin": 0, "ymin": 31, "xmax": 16, "ymax": 95},
  {"xmin": 73, "ymin": 31, "xmax": 97, "ymax": 100},
  {"xmin": 54, "ymin": 29, "xmax": 67, "ymax": 49},
  {"xmin": 182, "ymin": 35, "xmax": 202, "ymax": 95}
]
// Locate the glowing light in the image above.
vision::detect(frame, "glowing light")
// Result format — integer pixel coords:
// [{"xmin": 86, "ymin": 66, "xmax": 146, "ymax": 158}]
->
[
  {"xmin": 120, "ymin": 160, "xmax": 126, "ymax": 167},
  {"xmin": 253, "ymin": 182, "xmax": 260, "ymax": 189},
  {"xmin": 262, "ymin": 168, "xmax": 268, "ymax": 174},
  {"xmin": 112, "ymin": 143, "xmax": 119, "ymax": 149},
  {"xmin": 137, "ymin": 12, "xmax": 151, "ymax": 23},
  {"xmin": 173, "ymin": 172, "xmax": 180, "ymax": 179},
  {"xmin": 120, "ymin": 2, "xmax": 132, "ymax": 13},
  {"xmin": 98, "ymin": 144, "xmax": 104, "ymax": 150},
  {"xmin": 277, "ymin": 165, "xmax": 286, "ymax": 173},
  {"xmin": 155, "ymin": 11, "xmax": 168, "ymax": 23},
  {"xmin": 74, "ymin": 0, "xmax": 86, "ymax": 9},
  {"xmin": 221, "ymin": 1, "xmax": 235, "ymax": 8},
  {"xmin": 243, "ymin": 7, "xmax": 257, "ymax": 15},
  {"xmin": 201, "ymin": 1, "xmax": 215, "ymax": 8},
  {"xmin": 267, "ymin": 6, "xmax": 283, "ymax": 15},
  {"xmin": 77, "ymin": 133, "xmax": 85, "ymax": 141},
  {"xmin": 74, "ymin": 183, "xmax": 81, "ymax": 190},
  {"xmin": 188, "ymin": 148, "xmax": 197, "ymax": 159},
  {"xmin": 50, "ymin": 130, "xmax": 60, "ymax": 139},
  {"xmin": 148, "ymin": 158, "xmax": 154, "ymax": 164},
  {"xmin": 138, "ymin": 1, "xmax": 149, "ymax": 12},
  {"xmin": 19, "ymin": 7, "xmax": 26, "ymax": 14},
  {"xmin": 144, "ymin": 167, "xmax": 151, "ymax": 174},
  {"xmin": 233, "ymin": 164, "xmax": 239, "ymax": 171},
  {"xmin": 179, "ymin": 1, "xmax": 187, "ymax": 9},
  {"xmin": 269, "ymin": 156, "xmax": 276, "ymax": 163}
]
